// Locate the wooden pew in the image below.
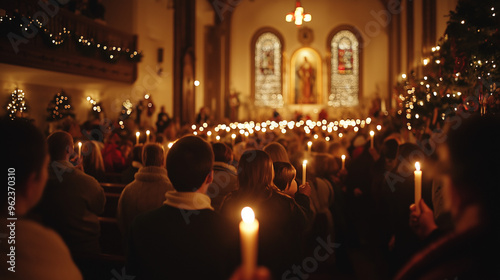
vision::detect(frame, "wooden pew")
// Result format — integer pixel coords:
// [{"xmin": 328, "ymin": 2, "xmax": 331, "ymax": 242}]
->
[{"xmin": 100, "ymin": 182, "xmax": 126, "ymax": 194}]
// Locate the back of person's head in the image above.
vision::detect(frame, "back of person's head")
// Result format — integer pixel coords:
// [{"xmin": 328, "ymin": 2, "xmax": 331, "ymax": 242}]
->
[
  {"xmin": 313, "ymin": 153, "xmax": 332, "ymax": 178},
  {"xmin": 47, "ymin": 131, "xmax": 73, "ymax": 161},
  {"xmin": 1, "ymin": 119, "xmax": 48, "ymax": 209},
  {"xmin": 212, "ymin": 142, "xmax": 233, "ymax": 163},
  {"xmin": 166, "ymin": 136, "xmax": 213, "ymax": 192},
  {"xmin": 445, "ymin": 115, "xmax": 500, "ymax": 225},
  {"xmin": 381, "ymin": 138, "xmax": 399, "ymax": 160},
  {"xmin": 312, "ymin": 139, "xmax": 328, "ymax": 153},
  {"xmin": 131, "ymin": 144, "xmax": 144, "ymax": 163},
  {"xmin": 82, "ymin": 140, "xmax": 105, "ymax": 175},
  {"xmin": 273, "ymin": 161, "xmax": 296, "ymax": 191},
  {"xmin": 142, "ymin": 143, "xmax": 165, "ymax": 167},
  {"xmin": 238, "ymin": 150, "xmax": 274, "ymax": 195},
  {"xmin": 263, "ymin": 142, "xmax": 289, "ymax": 163}
]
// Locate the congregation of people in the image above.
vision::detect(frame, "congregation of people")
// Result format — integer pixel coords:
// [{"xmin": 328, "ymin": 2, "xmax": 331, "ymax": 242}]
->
[{"xmin": 1, "ymin": 110, "xmax": 499, "ymax": 280}]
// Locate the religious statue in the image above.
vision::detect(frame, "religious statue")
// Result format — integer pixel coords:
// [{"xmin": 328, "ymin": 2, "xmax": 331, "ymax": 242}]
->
[{"xmin": 297, "ymin": 56, "xmax": 315, "ymax": 103}]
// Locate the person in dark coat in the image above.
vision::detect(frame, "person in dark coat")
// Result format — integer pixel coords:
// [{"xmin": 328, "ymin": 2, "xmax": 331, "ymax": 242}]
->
[{"xmin": 126, "ymin": 136, "xmax": 237, "ymax": 280}]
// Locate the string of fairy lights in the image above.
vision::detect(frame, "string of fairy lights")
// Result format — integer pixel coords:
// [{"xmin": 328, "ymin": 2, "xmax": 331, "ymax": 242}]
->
[{"xmin": 0, "ymin": 12, "xmax": 142, "ymax": 63}]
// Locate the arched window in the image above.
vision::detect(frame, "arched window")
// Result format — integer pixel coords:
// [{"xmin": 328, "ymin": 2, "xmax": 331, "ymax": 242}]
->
[
  {"xmin": 328, "ymin": 26, "xmax": 362, "ymax": 107},
  {"xmin": 251, "ymin": 28, "xmax": 284, "ymax": 108}
]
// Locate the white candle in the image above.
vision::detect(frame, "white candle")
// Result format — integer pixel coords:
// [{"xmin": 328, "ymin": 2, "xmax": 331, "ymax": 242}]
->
[
  {"xmin": 78, "ymin": 142, "xmax": 82, "ymax": 158},
  {"xmin": 232, "ymin": 133, "xmax": 236, "ymax": 146},
  {"xmin": 240, "ymin": 207, "xmax": 259, "ymax": 280},
  {"xmin": 146, "ymin": 130, "xmax": 150, "ymax": 142},
  {"xmin": 216, "ymin": 135, "xmax": 220, "ymax": 142},
  {"xmin": 414, "ymin": 162, "xmax": 422, "ymax": 211},
  {"xmin": 307, "ymin": 141, "xmax": 312, "ymax": 153},
  {"xmin": 341, "ymin": 155, "xmax": 346, "ymax": 170},
  {"xmin": 302, "ymin": 160, "xmax": 307, "ymax": 185},
  {"xmin": 136, "ymin": 131, "xmax": 140, "ymax": 145},
  {"xmin": 370, "ymin": 131, "xmax": 375, "ymax": 148},
  {"xmin": 207, "ymin": 131, "xmax": 212, "ymax": 142}
]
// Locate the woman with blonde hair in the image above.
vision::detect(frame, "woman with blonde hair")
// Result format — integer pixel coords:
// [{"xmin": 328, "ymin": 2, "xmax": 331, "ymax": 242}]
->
[
  {"xmin": 220, "ymin": 150, "xmax": 307, "ymax": 279},
  {"xmin": 82, "ymin": 140, "xmax": 106, "ymax": 181}
]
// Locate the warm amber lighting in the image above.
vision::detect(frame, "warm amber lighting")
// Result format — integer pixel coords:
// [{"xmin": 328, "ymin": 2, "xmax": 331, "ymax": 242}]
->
[
  {"xmin": 241, "ymin": 207, "xmax": 255, "ymax": 224},
  {"xmin": 415, "ymin": 161, "xmax": 421, "ymax": 171},
  {"xmin": 285, "ymin": 1, "xmax": 311, "ymax": 26}
]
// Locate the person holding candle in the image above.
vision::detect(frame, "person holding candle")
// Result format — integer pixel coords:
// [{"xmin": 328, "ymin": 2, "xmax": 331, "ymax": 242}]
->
[
  {"xmin": 220, "ymin": 150, "xmax": 308, "ymax": 279},
  {"xmin": 126, "ymin": 136, "xmax": 237, "ymax": 280},
  {"xmin": 396, "ymin": 115, "xmax": 500, "ymax": 280},
  {"xmin": 30, "ymin": 131, "xmax": 106, "ymax": 277}
]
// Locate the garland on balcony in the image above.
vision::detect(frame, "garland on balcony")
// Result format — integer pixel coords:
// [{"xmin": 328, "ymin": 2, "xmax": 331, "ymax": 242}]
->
[{"xmin": 0, "ymin": 11, "xmax": 142, "ymax": 63}]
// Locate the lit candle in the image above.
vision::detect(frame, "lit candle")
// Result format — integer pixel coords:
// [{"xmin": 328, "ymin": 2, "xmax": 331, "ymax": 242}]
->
[
  {"xmin": 370, "ymin": 130, "xmax": 375, "ymax": 148},
  {"xmin": 414, "ymin": 162, "xmax": 422, "ymax": 211},
  {"xmin": 307, "ymin": 141, "xmax": 312, "ymax": 153},
  {"xmin": 207, "ymin": 131, "xmax": 212, "ymax": 142},
  {"xmin": 216, "ymin": 135, "xmax": 220, "ymax": 142},
  {"xmin": 136, "ymin": 131, "xmax": 140, "ymax": 145},
  {"xmin": 341, "ymin": 154, "xmax": 346, "ymax": 170},
  {"xmin": 78, "ymin": 142, "xmax": 82, "ymax": 158},
  {"xmin": 240, "ymin": 207, "xmax": 259, "ymax": 280},
  {"xmin": 376, "ymin": 125, "xmax": 382, "ymax": 131},
  {"xmin": 302, "ymin": 160, "xmax": 307, "ymax": 185},
  {"xmin": 231, "ymin": 133, "xmax": 236, "ymax": 146},
  {"xmin": 146, "ymin": 130, "xmax": 150, "ymax": 142}
]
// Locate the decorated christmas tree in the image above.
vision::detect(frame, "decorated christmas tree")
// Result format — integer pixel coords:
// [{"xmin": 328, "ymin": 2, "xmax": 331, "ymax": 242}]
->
[
  {"xmin": 46, "ymin": 90, "xmax": 75, "ymax": 121},
  {"xmin": 395, "ymin": 0, "xmax": 500, "ymax": 133},
  {"xmin": 5, "ymin": 88, "xmax": 27, "ymax": 120}
]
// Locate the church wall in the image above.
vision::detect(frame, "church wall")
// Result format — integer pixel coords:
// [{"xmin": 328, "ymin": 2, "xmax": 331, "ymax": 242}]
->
[
  {"xmin": 0, "ymin": 0, "xmax": 174, "ymax": 132},
  {"xmin": 230, "ymin": 0, "xmax": 391, "ymax": 121}
]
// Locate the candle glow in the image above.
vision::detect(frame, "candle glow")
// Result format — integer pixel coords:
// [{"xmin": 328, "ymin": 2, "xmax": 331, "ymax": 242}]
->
[{"xmin": 240, "ymin": 207, "xmax": 259, "ymax": 280}]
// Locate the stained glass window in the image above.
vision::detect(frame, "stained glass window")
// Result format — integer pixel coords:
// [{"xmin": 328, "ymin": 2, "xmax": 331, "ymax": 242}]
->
[
  {"xmin": 254, "ymin": 32, "xmax": 283, "ymax": 108},
  {"xmin": 329, "ymin": 30, "xmax": 359, "ymax": 107}
]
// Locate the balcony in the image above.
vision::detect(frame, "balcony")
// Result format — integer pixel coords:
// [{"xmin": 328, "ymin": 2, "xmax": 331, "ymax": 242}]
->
[{"xmin": 0, "ymin": 0, "xmax": 139, "ymax": 84}]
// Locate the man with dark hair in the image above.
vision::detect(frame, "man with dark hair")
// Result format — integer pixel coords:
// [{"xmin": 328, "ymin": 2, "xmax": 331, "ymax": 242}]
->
[
  {"xmin": 0, "ymin": 119, "xmax": 82, "ymax": 280},
  {"xmin": 207, "ymin": 142, "xmax": 238, "ymax": 211},
  {"xmin": 32, "ymin": 131, "xmax": 105, "ymax": 257},
  {"xmin": 127, "ymin": 136, "xmax": 236, "ymax": 279}
]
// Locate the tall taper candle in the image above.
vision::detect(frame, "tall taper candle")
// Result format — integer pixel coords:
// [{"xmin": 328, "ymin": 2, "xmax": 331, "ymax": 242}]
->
[
  {"xmin": 240, "ymin": 207, "xmax": 259, "ymax": 280},
  {"xmin": 370, "ymin": 131, "xmax": 375, "ymax": 148},
  {"xmin": 146, "ymin": 130, "xmax": 150, "ymax": 143},
  {"xmin": 414, "ymin": 162, "xmax": 422, "ymax": 211},
  {"xmin": 341, "ymin": 154, "xmax": 346, "ymax": 170},
  {"xmin": 302, "ymin": 160, "xmax": 307, "ymax": 185},
  {"xmin": 136, "ymin": 131, "xmax": 140, "ymax": 145},
  {"xmin": 78, "ymin": 142, "xmax": 82, "ymax": 158}
]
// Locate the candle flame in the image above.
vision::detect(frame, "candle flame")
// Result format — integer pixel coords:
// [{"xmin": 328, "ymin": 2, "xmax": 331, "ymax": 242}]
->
[
  {"xmin": 370, "ymin": 130, "xmax": 375, "ymax": 136},
  {"xmin": 136, "ymin": 131, "xmax": 140, "ymax": 137},
  {"xmin": 232, "ymin": 134, "xmax": 236, "ymax": 139},
  {"xmin": 415, "ymin": 162, "xmax": 420, "ymax": 171},
  {"xmin": 146, "ymin": 130, "xmax": 150, "ymax": 135},
  {"xmin": 303, "ymin": 159, "xmax": 307, "ymax": 165},
  {"xmin": 241, "ymin": 207, "xmax": 255, "ymax": 223},
  {"xmin": 78, "ymin": 142, "xmax": 82, "ymax": 147},
  {"xmin": 307, "ymin": 141, "xmax": 312, "ymax": 147},
  {"xmin": 341, "ymin": 154, "xmax": 346, "ymax": 160}
]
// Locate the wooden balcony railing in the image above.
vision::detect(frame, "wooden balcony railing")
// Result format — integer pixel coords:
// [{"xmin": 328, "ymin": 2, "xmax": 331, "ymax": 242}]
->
[{"xmin": 0, "ymin": 0, "xmax": 139, "ymax": 83}]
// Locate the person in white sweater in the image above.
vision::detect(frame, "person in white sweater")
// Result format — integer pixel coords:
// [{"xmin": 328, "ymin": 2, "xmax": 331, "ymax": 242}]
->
[{"xmin": 117, "ymin": 143, "xmax": 173, "ymax": 240}]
